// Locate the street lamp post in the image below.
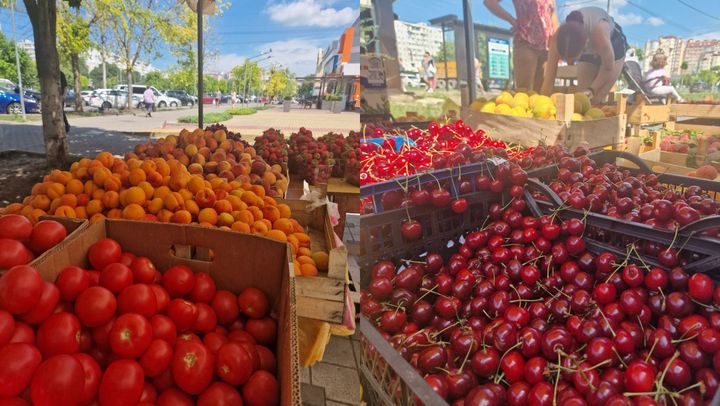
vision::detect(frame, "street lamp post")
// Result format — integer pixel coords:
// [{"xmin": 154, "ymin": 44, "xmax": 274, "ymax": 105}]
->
[
  {"xmin": 242, "ymin": 51, "xmax": 271, "ymax": 105},
  {"xmin": 10, "ymin": 1, "xmax": 26, "ymax": 119}
]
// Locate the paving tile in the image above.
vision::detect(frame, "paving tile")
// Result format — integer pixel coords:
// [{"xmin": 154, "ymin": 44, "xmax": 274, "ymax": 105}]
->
[
  {"xmin": 351, "ymin": 339, "xmax": 362, "ymax": 366},
  {"xmin": 301, "ymin": 383, "xmax": 326, "ymax": 406},
  {"xmin": 301, "ymin": 366, "xmax": 311, "ymax": 384},
  {"xmin": 321, "ymin": 335, "xmax": 356, "ymax": 368},
  {"xmin": 311, "ymin": 362, "xmax": 361, "ymax": 405}
]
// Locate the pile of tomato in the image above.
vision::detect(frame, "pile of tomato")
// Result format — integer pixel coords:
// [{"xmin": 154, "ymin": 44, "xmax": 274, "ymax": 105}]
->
[
  {"xmin": 0, "ymin": 237, "xmax": 280, "ymax": 406},
  {"xmin": 0, "ymin": 215, "xmax": 68, "ymax": 270}
]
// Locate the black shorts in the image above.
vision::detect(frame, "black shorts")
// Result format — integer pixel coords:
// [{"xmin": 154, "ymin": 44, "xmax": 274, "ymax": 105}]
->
[{"xmin": 578, "ymin": 22, "xmax": 628, "ymax": 65}]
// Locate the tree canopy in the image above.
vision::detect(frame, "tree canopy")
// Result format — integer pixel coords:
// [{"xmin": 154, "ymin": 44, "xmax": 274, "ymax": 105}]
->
[{"xmin": 0, "ymin": 32, "xmax": 39, "ymax": 89}]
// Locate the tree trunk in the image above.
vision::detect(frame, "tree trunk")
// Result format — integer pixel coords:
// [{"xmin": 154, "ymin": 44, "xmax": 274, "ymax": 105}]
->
[
  {"xmin": 72, "ymin": 53, "xmax": 83, "ymax": 112},
  {"xmin": 127, "ymin": 68, "xmax": 134, "ymax": 111},
  {"xmin": 24, "ymin": 0, "xmax": 68, "ymax": 168}
]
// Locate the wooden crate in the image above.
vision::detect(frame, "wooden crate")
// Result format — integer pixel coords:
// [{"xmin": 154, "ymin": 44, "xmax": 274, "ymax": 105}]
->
[
  {"xmin": 673, "ymin": 119, "xmax": 720, "ymax": 138},
  {"xmin": 626, "ymin": 102, "xmax": 670, "ymax": 125},
  {"xmin": 671, "ymin": 103, "xmax": 720, "ymax": 120},
  {"xmin": 327, "ymin": 177, "xmax": 360, "ymax": 240},
  {"xmin": 461, "ymin": 93, "xmax": 627, "ymax": 150}
]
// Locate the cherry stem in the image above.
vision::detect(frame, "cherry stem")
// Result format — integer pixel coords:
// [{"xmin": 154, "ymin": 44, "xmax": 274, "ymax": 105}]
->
[
  {"xmin": 655, "ymin": 351, "xmax": 680, "ymax": 401},
  {"xmin": 414, "ymin": 284, "xmax": 441, "ymax": 304},
  {"xmin": 553, "ymin": 352, "xmax": 562, "ymax": 406}
]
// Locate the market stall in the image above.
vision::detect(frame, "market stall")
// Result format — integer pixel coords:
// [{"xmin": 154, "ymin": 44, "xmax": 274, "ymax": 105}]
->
[{"xmin": 358, "ymin": 119, "xmax": 720, "ymax": 405}]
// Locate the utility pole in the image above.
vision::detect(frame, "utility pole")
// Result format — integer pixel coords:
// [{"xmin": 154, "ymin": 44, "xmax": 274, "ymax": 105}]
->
[
  {"xmin": 462, "ymin": 0, "xmax": 477, "ymax": 103},
  {"xmin": 11, "ymin": 0, "xmax": 26, "ymax": 118},
  {"xmin": 607, "ymin": 0, "xmax": 611, "ymax": 13}
]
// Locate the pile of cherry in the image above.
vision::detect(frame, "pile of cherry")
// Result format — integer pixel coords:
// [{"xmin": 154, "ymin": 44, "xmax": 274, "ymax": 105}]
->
[
  {"xmin": 362, "ymin": 193, "xmax": 720, "ymax": 405},
  {"xmin": 360, "ymin": 121, "xmax": 575, "ymax": 186}
]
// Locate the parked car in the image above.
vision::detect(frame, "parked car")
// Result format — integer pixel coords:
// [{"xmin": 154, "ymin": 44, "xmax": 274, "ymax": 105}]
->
[
  {"xmin": 80, "ymin": 90, "xmax": 94, "ymax": 105},
  {"xmin": 202, "ymin": 94, "xmax": 215, "ymax": 104},
  {"xmin": 164, "ymin": 90, "xmax": 195, "ymax": 107},
  {"xmin": 0, "ymin": 82, "xmax": 40, "ymax": 114},
  {"xmin": 690, "ymin": 81, "xmax": 709, "ymax": 93},
  {"xmin": 114, "ymin": 84, "xmax": 181, "ymax": 109},
  {"xmin": 91, "ymin": 89, "xmax": 129, "ymax": 111}
]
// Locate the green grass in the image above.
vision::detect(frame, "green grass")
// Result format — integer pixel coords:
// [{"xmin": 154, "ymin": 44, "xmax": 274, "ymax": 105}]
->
[
  {"xmin": 678, "ymin": 90, "xmax": 719, "ymax": 102},
  {"xmin": 225, "ymin": 107, "xmax": 257, "ymax": 116},
  {"xmin": 178, "ymin": 112, "xmax": 232, "ymax": 124},
  {"xmin": 0, "ymin": 114, "xmax": 41, "ymax": 122}
]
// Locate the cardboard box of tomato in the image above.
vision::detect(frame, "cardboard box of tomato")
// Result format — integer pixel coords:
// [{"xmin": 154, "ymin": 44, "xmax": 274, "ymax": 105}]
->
[{"xmin": 32, "ymin": 218, "xmax": 301, "ymax": 405}]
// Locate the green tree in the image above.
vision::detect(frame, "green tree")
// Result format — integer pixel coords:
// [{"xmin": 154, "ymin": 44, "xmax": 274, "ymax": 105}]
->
[
  {"xmin": 93, "ymin": 0, "xmax": 179, "ymax": 109},
  {"xmin": 297, "ymin": 76, "xmax": 314, "ymax": 98},
  {"xmin": 635, "ymin": 47, "xmax": 644, "ymax": 61},
  {"xmin": 58, "ymin": 1, "xmax": 91, "ymax": 111},
  {"xmin": 230, "ymin": 60, "xmax": 261, "ymax": 99},
  {"xmin": 0, "ymin": 32, "xmax": 38, "ymax": 89},
  {"xmin": 435, "ymin": 40, "xmax": 454, "ymax": 62},
  {"xmin": 264, "ymin": 67, "xmax": 294, "ymax": 98},
  {"xmin": 680, "ymin": 61, "xmax": 689, "ymax": 88},
  {"xmin": 143, "ymin": 70, "xmax": 169, "ymax": 89},
  {"xmin": 89, "ymin": 62, "xmax": 120, "ymax": 88}
]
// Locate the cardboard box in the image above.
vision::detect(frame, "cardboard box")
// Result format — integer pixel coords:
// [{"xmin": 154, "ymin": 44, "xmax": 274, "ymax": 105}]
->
[{"xmin": 32, "ymin": 219, "xmax": 301, "ymax": 406}]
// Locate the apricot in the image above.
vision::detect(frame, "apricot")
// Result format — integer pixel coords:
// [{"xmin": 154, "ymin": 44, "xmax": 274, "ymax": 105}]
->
[
  {"xmin": 184, "ymin": 200, "xmax": 200, "ymax": 216},
  {"xmin": 96, "ymin": 151, "xmax": 114, "ymax": 168},
  {"xmin": 123, "ymin": 186, "xmax": 146, "ymax": 206},
  {"xmin": 217, "ymin": 213, "xmax": 235, "ymax": 227},
  {"xmin": 103, "ymin": 176, "xmax": 122, "ymax": 192},
  {"xmin": 277, "ymin": 204, "xmax": 291, "ymax": 219},
  {"xmin": 102, "ymin": 191, "xmax": 120, "ymax": 209},
  {"xmin": 86, "ymin": 199, "xmax": 104, "ymax": 216},
  {"xmin": 273, "ymin": 218, "xmax": 294, "ymax": 235},
  {"xmin": 262, "ymin": 206, "xmax": 280, "ymax": 223},
  {"xmin": 231, "ymin": 221, "xmax": 251, "ymax": 233},
  {"xmin": 195, "ymin": 188, "xmax": 217, "ymax": 209},
  {"xmin": 171, "ymin": 210, "xmax": 192, "ymax": 224},
  {"xmin": 46, "ymin": 183, "xmax": 65, "ymax": 200},
  {"xmin": 59, "ymin": 194, "xmax": 78, "ymax": 208},
  {"xmin": 128, "ymin": 168, "xmax": 147, "ymax": 186},
  {"xmin": 214, "ymin": 200, "xmax": 233, "ymax": 214},
  {"xmin": 122, "ymin": 203, "xmax": 146, "ymax": 220},
  {"xmin": 66, "ymin": 179, "xmax": 84, "ymax": 195},
  {"xmin": 147, "ymin": 198, "xmax": 164, "ymax": 214},
  {"xmin": 312, "ymin": 252, "xmax": 329, "ymax": 271},
  {"xmin": 251, "ymin": 220, "xmax": 269, "ymax": 234},
  {"xmin": 300, "ymin": 263, "xmax": 318, "ymax": 277},
  {"xmin": 55, "ymin": 205, "xmax": 77, "ymax": 218},
  {"xmin": 198, "ymin": 208, "xmax": 218, "ymax": 225}
]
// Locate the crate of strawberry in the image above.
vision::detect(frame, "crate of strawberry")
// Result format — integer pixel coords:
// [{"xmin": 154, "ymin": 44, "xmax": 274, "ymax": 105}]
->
[{"xmin": 0, "ymin": 218, "xmax": 299, "ymax": 405}]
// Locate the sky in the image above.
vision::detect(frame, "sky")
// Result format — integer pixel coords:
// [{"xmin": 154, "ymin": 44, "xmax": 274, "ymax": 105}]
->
[
  {"xmin": 393, "ymin": 0, "xmax": 720, "ymax": 48},
  {"xmin": 0, "ymin": 0, "xmax": 359, "ymax": 77}
]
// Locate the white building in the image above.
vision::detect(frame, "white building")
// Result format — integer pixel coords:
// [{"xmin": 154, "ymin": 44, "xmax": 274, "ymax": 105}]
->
[
  {"xmin": 684, "ymin": 40, "xmax": 720, "ymax": 73},
  {"xmin": 16, "ymin": 39, "xmax": 35, "ymax": 59},
  {"xmin": 393, "ymin": 21, "xmax": 443, "ymax": 72},
  {"xmin": 643, "ymin": 36, "xmax": 685, "ymax": 75},
  {"xmin": 84, "ymin": 48, "xmax": 157, "ymax": 76}
]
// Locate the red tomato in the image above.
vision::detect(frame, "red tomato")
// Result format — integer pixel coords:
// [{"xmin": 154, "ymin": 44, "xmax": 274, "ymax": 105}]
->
[
  {"xmin": 198, "ymin": 382, "xmax": 244, "ymax": 406},
  {"xmin": 78, "ymin": 327, "xmax": 93, "ymax": 353},
  {"xmin": 228, "ymin": 318, "xmax": 245, "ymax": 332},
  {"xmin": 189, "ymin": 272, "xmax": 217, "ymax": 303},
  {"xmin": 87, "ymin": 270, "xmax": 100, "ymax": 286},
  {"xmin": 150, "ymin": 314, "xmax": 177, "ymax": 345},
  {"xmin": 150, "ymin": 284, "xmax": 170, "ymax": 313},
  {"xmin": 177, "ymin": 332, "xmax": 202, "ymax": 345},
  {"xmin": 98, "ymin": 359, "xmax": 145, "ymax": 406},
  {"xmin": 166, "ymin": 299, "xmax": 198, "ymax": 332},
  {"xmin": 118, "ymin": 284, "xmax": 157, "ymax": 317},
  {"xmin": 28, "ymin": 220, "xmax": 67, "ymax": 254},
  {"xmin": 242, "ymin": 370, "xmax": 280, "ymax": 406},
  {"xmin": 171, "ymin": 341, "xmax": 214, "ymax": 395},
  {"xmin": 161, "ymin": 265, "xmax": 196, "ymax": 297},
  {"xmin": 0, "ymin": 343, "xmax": 41, "ymax": 397},
  {"xmin": 19, "ymin": 281, "xmax": 59, "ymax": 325},
  {"xmin": 240, "ymin": 341, "xmax": 261, "ymax": 371},
  {"xmin": 36, "ymin": 312, "xmax": 81, "ymax": 357},
  {"xmin": 140, "ymin": 339, "xmax": 173, "ymax": 377},
  {"xmin": 73, "ymin": 353, "xmax": 101, "ymax": 406},
  {"xmin": 0, "ymin": 214, "xmax": 33, "ymax": 240},
  {"xmin": 151, "ymin": 369, "xmax": 174, "ymax": 392},
  {"xmin": 75, "ymin": 286, "xmax": 117, "ymax": 327},
  {"xmin": 130, "ymin": 257, "xmax": 156, "ymax": 284},
  {"xmin": 30, "ymin": 354, "xmax": 84, "ymax": 406},
  {"xmin": 215, "ymin": 341, "xmax": 255, "ymax": 385},
  {"xmin": 109, "ymin": 313, "xmax": 153, "ymax": 359},
  {"xmin": 88, "ymin": 238, "xmax": 122, "ymax": 270},
  {"xmin": 100, "ymin": 263, "xmax": 133, "ymax": 294},
  {"xmin": 238, "ymin": 287, "xmax": 270, "ymax": 319},
  {"xmin": 203, "ymin": 331, "xmax": 228, "ymax": 353},
  {"xmin": 0, "ymin": 239, "xmax": 32, "ymax": 269},
  {"xmin": 229, "ymin": 329, "xmax": 256, "ymax": 344},
  {"xmin": 211, "ymin": 290, "xmax": 240, "ymax": 325},
  {"xmin": 194, "ymin": 303, "xmax": 218, "ymax": 333},
  {"xmin": 245, "ymin": 317, "xmax": 277, "ymax": 345},
  {"xmin": 0, "ymin": 265, "xmax": 44, "ymax": 314},
  {"xmin": 8, "ymin": 321, "xmax": 34, "ymax": 344},
  {"xmin": 119, "ymin": 252, "xmax": 135, "ymax": 267},
  {"xmin": 256, "ymin": 345, "xmax": 277, "ymax": 374},
  {"xmin": 139, "ymin": 382, "xmax": 158, "ymax": 403},
  {"xmin": 0, "ymin": 309, "xmax": 15, "ymax": 346},
  {"xmin": 55, "ymin": 266, "xmax": 89, "ymax": 302},
  {"xmin": 157, "ymin": 388, "xmax": 193, "ymax": 406},
  {"xmin": 0, "ymin": 398, "xmax": 30, "ymax": 406},
  {"xmin": 92, "ymin": 318, "xmax": 115, "ymax": 351}
]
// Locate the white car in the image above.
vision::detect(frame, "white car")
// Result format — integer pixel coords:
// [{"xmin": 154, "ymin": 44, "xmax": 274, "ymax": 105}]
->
[
  {"xmin": 114, "ymin": 84, "xmax": 181, "ymax": 109},
  {"xmin": 80, "ymin": 90, "xmax": 94, "ymax": 105},
  {"xmin": 90, "ymin": 89, "xmax": 129, "ymax": 111}
]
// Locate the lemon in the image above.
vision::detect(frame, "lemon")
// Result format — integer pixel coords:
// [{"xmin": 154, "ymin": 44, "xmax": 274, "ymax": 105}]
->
[
  {"xmin": 480, "ymin": 101, "xmax": 496, "ymax": 113},
  {"xmin": 571, "ymin": 113, "xmax": 584, "ymax": 121},
  {"xmin": 495, "ymin": 91, "xmax": 515, "ymax": 107},
  {"xmin": 494, "ymin": 104, "xmax": 512, "ymax": 115}
]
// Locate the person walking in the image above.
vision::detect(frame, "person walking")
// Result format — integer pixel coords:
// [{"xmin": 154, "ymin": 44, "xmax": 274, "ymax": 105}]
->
[
  {"xmin": 541, "ymin": 7, "xmax": 628, "ymax": 104},
  {"xmin": 60, "ymin": 71, "xmax": 70, "ymax": 133},
  {"xmin": 215, "ymin": 90, "xmax": 222, "ymax": 106},
  {"xmin": 484, "ymin": 0, "xmax": 558, "ymax": 93},
  {"xmin": 422, "ymin": 52, "xmax": 437, "ymax": 93},
  {"xmin": 644, "ymin": 52, "xmax": 685, "ymax": 102},
  {"xmin": 231, "ymin": 91, "xmax": 238, "ymax": 108},
  {"xmin": 143, "ymin": 85, "xmax": 155, "ymax": 117}
]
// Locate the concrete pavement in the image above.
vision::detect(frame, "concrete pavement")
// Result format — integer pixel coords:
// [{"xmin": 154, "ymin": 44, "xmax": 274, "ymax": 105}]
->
[{"xmin": 0, "ymin": 103, "xmax": 359, "ymax": 156}]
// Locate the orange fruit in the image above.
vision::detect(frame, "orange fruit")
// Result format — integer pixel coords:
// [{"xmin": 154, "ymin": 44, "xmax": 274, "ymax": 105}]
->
[
  {"xmin": 297, "ymin": 255, "xmax": 315, "ymax": 265},
  {"xmin": 298, "ymin": 247, "xmax": 312, "ymax": 258},
  {"xmin": 300, "ymin": 263, "xmax": 318, "ymax": 277}
]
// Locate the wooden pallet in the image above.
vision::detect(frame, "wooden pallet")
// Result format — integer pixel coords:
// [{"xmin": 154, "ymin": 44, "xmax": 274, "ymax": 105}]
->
[{"xmin": 295, "ymin": 276, "xmax": 346, "ymax": 324}]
